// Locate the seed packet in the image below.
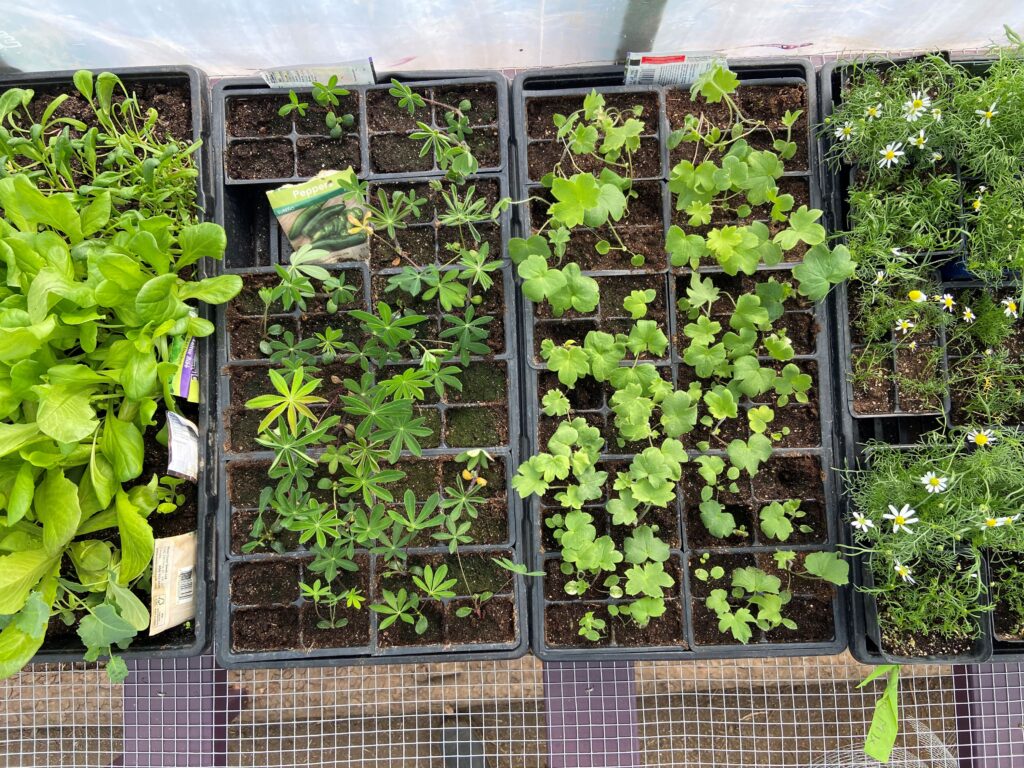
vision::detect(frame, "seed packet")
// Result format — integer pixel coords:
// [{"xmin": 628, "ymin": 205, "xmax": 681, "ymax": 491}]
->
[{"xmin": 266, "ymin": 167, "xmax": 369, "ymax": 262}]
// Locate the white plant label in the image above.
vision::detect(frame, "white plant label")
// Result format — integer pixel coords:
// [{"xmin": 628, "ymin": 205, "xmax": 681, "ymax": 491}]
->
[
  {"xmin": 149, "ymin": 531, "xmax": 197, "ymax": 636},
  {"xmin": 166, "ymin": 411, "xmax": 199, "ymax": 482},
  {"xmin": 624, "ymin": 51, "xmax": 725, "ymax": 86},
  {"xmin": 260, "ymin": 60, "xmax": 376, "ymax": 89}
]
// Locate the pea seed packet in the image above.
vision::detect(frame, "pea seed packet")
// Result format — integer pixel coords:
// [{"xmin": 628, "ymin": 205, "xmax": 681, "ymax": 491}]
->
[{"xmin": 266, "ymin": 167, "xmax": 369, "ymax": 262}]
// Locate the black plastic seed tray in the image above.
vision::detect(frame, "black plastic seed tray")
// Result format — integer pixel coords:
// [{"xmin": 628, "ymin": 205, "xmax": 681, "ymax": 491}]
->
[
  {"xmin": 211, "ymin": 154, "xmax": 529, "ymax": 665},
  {"xmin": 212, "ymin": 70, "xmax": 508, "ymax": 186},
  {"xmin": 513, "ymin": 61, "xmax": 847, "ymax": 660},
  {"xmin": 819, "ymin": 55, "xmax": 1024, "ymax": 664},
  {"xmin": 0, "ymin": 65, "xmax": 215, "ymax": 663}
]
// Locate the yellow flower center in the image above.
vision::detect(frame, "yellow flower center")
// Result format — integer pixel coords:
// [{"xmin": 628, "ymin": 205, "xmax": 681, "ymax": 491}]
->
[
  {"xmin": 986, "ymin": 518, "xmax": 998, "ymax": 527},
  {"xmin": 976, "ymin": 434, "xmax": 989, "ymax": 445},
  {"xmin": 929, "ymin": 478, "xmax": 941, "ymax": 487},
  {"xmin": 913, "ymin": 99, "xmax": 923, "ymax": 109},
  {"xmin": 885, "ymin": 151, "xmax": 895, "ymax": 160},
  {"xmin": 986, "ymin": 111, "xmax": 993, "ymax": 118},
  {"xmin": 895, "ymin": 515, "xmax": 906, "ymax": 525}
]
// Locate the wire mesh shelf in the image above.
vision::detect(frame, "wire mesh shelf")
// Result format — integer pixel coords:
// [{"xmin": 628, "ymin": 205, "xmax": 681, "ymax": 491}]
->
[{"xmin": 2, "ymin": 652, "xmax": 1022, "ymax": 766}]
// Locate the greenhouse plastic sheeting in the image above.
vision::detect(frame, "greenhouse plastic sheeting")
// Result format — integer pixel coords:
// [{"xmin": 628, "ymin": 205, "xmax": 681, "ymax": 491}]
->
[{"xmin": 1, "ymin": 1, "xmax": 1023, "ymax": 75}]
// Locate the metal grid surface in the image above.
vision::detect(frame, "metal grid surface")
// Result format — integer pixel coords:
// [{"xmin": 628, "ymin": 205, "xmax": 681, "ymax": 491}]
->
[{"xmin": 3, "ymin": 654, "xmax": 1022, "ymax": 767}]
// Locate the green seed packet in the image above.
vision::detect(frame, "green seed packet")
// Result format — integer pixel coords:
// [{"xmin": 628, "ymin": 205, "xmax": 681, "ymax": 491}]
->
[{"xmin": 266, "ymin": 167, "xmax": 369, "ymax": 262}]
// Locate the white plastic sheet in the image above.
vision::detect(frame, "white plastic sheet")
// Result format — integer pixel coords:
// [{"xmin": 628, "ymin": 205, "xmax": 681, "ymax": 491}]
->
[{"xmin": 1, "ymin": 1, "xmax": 1023, "ymax": 75}]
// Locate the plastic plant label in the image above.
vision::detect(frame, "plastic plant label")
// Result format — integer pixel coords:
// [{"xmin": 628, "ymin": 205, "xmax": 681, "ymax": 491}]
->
[
  {"xmin": 149, "ymin": 531, "xmax": 197, "ymax": 636},
  {"xmin": 166, "ymin": 411, "xmax": 199, "ymax": 482},
  {"xmin": 266, "ymin": 168, "xmax": 369, "ymax": 262},
  {"xmin": 624, "ymin": 51, "xmax": 725, "ymax": 86},
  {"xmin": 168, "ymin": 314, "xmax": 199, "ymax": 403},
  {"xmin": 260, "ymin": 60, "xmax": 375, "ymax": 89}
]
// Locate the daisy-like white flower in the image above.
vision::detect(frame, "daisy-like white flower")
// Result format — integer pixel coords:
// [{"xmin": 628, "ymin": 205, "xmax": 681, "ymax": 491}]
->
[
  {"xmin": 997, "ymin": 515, "xmax": 1021, "ymax": 526},
  {"xmin": 983, "ymin": 516, "xmax": 1005, "ymax": 528},
  {"xmin": 920, "ymin": 471, "xmax": 948, "ymax": 493},
  {"xmin": 884, "ymin": 503, "xmax": 919, "ymax": 533},
  {"xmin": 894, "ymin": 318, "xmax": 915, "ymax": 334},
  {"xmin": 963, "ymin": 307, "xmax": 976, "ymax": 323},
  {"xmin": 1002, "ymin": 298, "xmax": 1019, "ymax": 319},
  {"xmin": 972, "ymin": 197, "xmax": 983, "ymax": 211},
  {"xmin": 908, "ymin": 289, "xmax": 928, "ymax": 303},
  {"xmin": 931, "ymin": 151, "xmax": 943, "ymax": 162},
  {"xmin": 976, "ymin": 102, "xmax": 999, "ymax": 127},
  {"xmin": 904, "ymin": 91, "xmax": 931, "ymax": 121},
  {"xmin": 834, "ymin": 122, "xmax": 855, "ymax": 141},
  {"xmin": 878, "ymin": 141, "xmax": 905, "ymax": 168},
  {"xmin": 939, "ymin": 293, "xmax": 955, "ymax": 312},
  {"xmin": 851, "ymin": 512, "xmax": 875, "ymax": 532},
  {"xmin": 894, "ymin": 560, "xmax": 915, "ymax": 584},
  {"xmin": 909, "ymin": 340, "xmax": 918, "ymax": 350},
  {"xmin": 909, "ymin": 129, "xmax": 928, "ymax": 149},
  {"xmin": 967, "ymin": 428, "xmax": 996, "ymax": 447},
  {"xmin": 931, "ymin": 107, "xmax": 943, "ymax": 121},
  {"xmin": 874, "ymin": 270, "xmax": 885, "ymax": 284},
  {"xmin": 865, "ymin": 103, "xmax": 883, "ymax": 121}
]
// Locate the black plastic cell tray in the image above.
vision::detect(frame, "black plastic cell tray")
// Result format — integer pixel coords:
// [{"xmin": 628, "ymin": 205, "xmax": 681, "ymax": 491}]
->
[
  {"xmin": 213, "ymin": 71, "xmax": 508, "ymax": 185},
  {"xmin": 819, "ymin": 56, "xmax": 1024, "ymax": 663},
  {"xmin": 211, "ymin": 71, "xmax": 527, "ymax": 667},
  {"xmin": 0, "ymin": 65, "xmax": 214, "ymax": 664},
  {"xmin": 513, "ymin": 61, "xmax": 847, "ymax": 661}
]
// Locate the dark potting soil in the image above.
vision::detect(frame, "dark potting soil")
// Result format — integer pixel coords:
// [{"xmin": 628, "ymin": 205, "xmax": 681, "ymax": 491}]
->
[
  {"xmin": 685, "ymin": 501, "xmax": 755, "ymax": 549},
  {"xmin": 688, "ymin": 550, "xmax": 833, "ymax": 646},
  {"xmin": 366, "ymin": 87, "xmax": 428, "ymax": 133},
  {"xmin": 446, "ymin": 361, "xmax": 508, "ymax": 403},
  {"xmin": 527, "ymin": 136, "xmax": 662, "ymax": 183},
  {"xmin": 369, "ymin": 226, "xmax": 437, "ymax": 269},
  {"xmin": 667, "ymin": 83, "xmax": 809, "ymax": 172},
  {"xmin": 895, "ymin": 348, "xmax": 942, "ymax": 413},
  {"xmin": 230, "ymin": 273, "xmax": 287, "ymax": 316},
  {"xmin": 230, "ymin": 560, "xmax": 300, "ymax": 605},
  {"xmin": 612, "ymin": 600, "xmax": 687, "ymax": 648},
  {"xmin": 225, "ymin": 406, "xmax": 263, "ymax": 454},
  {"xmin": 852, "ymin": 349, "xmax": 896, "ymax": 414},
  {"xmin": 293, "ymin": 93, "xmax": 362, "ymax": 136},
  {"xmin": 370, "ymin": 133, "xmax": 434, "ymax": 174},
  {"xmin": 545, "ymin": 602, "xmax": 613, "ymax": 647},
  {"xmin": 228, "ymin": 460, "xmax": 273, "ymax": 509},
  {"xmin": 226, "ymin": 139, "xmax": 295, "ymax": 180},
  {"xmin": 297, "ymin": 136, "xmax": 361, "ymax": 177},
  {"xmin": 465, "ymin": 127, "xmax": 501, "ymax": 168},
  {"xmin": 775, "ymin": 312, "xmax": 819, "ymax": 355},
  {"xmin": 878, "ymin": 607, "xmax": 976, "ymax": 658},
  {"xmin": 435, "ymin": 85, "xmax": 500, "ymax": 125},
  {"xmin": 231, "ymin": 606, "xmax": 298, "ymax": 652},
  {"xmin": 300, "ymin": 600, "xmax": 372, "ymax": 649},
  {"xmin": 538, "ymin": 370, "xmax": 604, "ymax": 411},
  {"xmin": 379, "ymin": 601, "xmax": 446, "ymax": 647},
  {"xmin": 445, "ymin": 404, "xmax": 509, "ymax": 447},
  {"xmin": 445, "ymin": 597, "xmax": 517, "ymax": 644},
  {"xmin": 772, "ymin": 405, "xmax": 822, "ymax": 448},
  {"xmin": 228, "ymin": 315, "xmax": 296, "ymax": 360},
  {"xmin": 26, "ymin": 81, "xmax": 193, "ymax": 143},
  {"xmin": 227, "ymin": 363, "xmax": 274, "ymax": 405},
  {"xmin": 750, "ymin": 454, "xmax": 824, "ymax": 502},
  {"xmin": 526, "ymin": 92, "xmax": 660, "ymax": 141},
  {"xmin": 227, "ymin": 95, "xmax": 292, "ymax": 137}
]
